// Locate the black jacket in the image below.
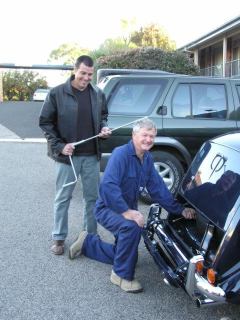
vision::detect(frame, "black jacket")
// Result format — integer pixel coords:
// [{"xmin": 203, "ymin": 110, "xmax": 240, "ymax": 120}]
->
[{"xmin": 39, "ymin": 75, "xmax": 108, "ymax": 164}]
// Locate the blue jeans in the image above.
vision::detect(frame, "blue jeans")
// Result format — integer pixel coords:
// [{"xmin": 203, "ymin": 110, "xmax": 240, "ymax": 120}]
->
[{"xmin": 52, "ymin": 155, "xmax": 99, "ymax": 240}]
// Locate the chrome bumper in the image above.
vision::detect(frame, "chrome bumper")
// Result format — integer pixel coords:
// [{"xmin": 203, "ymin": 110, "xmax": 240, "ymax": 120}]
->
[{"xmin": 186, "ymin": 255, "xmax": 226, "ymax": 304}]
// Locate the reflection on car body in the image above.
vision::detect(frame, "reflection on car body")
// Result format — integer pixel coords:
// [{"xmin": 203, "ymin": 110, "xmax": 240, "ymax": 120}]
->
[
  {"xmin": 185, "ymin": 170, "xmax": 240, "ymax": 228},
  {"xmin": 143, "ymin": 132, "xmax": 240, "ymax": 307}
]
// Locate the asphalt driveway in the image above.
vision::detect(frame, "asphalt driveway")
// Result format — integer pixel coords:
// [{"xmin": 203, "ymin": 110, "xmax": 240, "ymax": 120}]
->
[
  {"xmin": 0, "ymin": 101, "xmax": 43, "ymax": 138},
  {"xmin": 0, "ymin": 141, "xmax": 239, "ymax": 320},
  {"xmin": 0, "ymin": 102, "xmax": 239, "ymax": 319}
]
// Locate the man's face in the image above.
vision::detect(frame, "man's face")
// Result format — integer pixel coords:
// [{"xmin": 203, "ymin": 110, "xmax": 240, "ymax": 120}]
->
[
  {"xmin": 73, "ymin": 63, "xmax": 94, "ymax": 90},
  {"xmin": 132, "ymin": 127, "xmax": 156, "ymax": 154}
]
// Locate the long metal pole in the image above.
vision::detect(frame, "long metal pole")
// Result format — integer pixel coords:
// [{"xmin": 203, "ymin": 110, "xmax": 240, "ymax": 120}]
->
[
  {"xmin": 72, "ymin": 117, "xmax": 147, "ymax": 147},
  {"xmin": 63, "ymin": 117, "xmax": 147, "ymax": 187}
]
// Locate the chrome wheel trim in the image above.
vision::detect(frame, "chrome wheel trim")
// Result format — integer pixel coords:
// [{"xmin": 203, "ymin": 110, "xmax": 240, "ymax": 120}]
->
[{"xmin": 154, "ymin": 161, "xmax": 174, "ymax": 190}]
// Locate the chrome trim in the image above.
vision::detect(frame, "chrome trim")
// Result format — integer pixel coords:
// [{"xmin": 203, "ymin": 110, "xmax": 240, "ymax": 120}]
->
[
  {"xmin": 156, "ymin": 225, "xmax": 188, "ymax": 263},
  {"xmin": 185, "ymin": 255, "xmax": 226, "ymax": 303},
  {"xmin": 200, "ymin": 224, "xmax": 214, "ymax": 251},
  {"xmin": 163, "ymin": 278, "xmax": 170, "ymax": 286},
  {"xmin": 153, "ymin": 234, "xmax": 176, "ymax": 267},
  {"xmin": 195, "ymin": 273, "xmax": 226, "ymax": 302},
  {"xmin": 186, "ymin": 255, "xmax": 204, "ymax": 298},
  {"xmin": 196, "ymin": 298, "xmax": 225, "ymax": 308}
]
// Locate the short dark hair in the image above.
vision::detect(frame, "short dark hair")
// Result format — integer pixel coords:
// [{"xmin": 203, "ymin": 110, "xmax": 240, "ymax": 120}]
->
[{"xmin": 75, "ymin": 55, "xmax": 94, "ymax": 69}]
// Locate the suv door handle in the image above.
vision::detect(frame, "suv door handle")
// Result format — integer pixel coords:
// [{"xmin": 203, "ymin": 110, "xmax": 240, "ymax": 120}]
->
[{"xmin": 157, "ymin": 106, "xmax": 167, "ymax": 115}]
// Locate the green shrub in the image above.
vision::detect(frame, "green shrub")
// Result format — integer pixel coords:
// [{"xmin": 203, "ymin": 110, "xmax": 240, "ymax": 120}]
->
[{"xmin": 96, "ymin": 47, "xmax": 199, "ymax": 75}]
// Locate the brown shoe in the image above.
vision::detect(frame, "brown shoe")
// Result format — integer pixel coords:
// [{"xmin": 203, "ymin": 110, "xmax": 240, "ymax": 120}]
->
[{"xmin": 51, "ymin": 240, "xmax": 64, "ymax": 255}]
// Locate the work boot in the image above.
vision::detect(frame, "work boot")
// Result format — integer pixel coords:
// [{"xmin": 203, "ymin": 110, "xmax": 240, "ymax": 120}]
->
[
  {"xmin": 51, "ymin": 240, "xmax": 64, "ymax": 255},
  {"xmin": 110, "ymin": 270, "xmax": 143, "ymax": 293},
  {"xmin": 69, "ymin": 231, "xmax": 88, "ymax": 260}
]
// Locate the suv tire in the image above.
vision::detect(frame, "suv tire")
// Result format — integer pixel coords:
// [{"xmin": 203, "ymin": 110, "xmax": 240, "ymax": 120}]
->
[{"xmin": 140, "ymin": 151, "xmax": 184, "ymax": 203}]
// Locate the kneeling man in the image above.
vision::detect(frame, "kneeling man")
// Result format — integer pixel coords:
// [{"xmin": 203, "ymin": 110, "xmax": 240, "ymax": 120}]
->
[{"xmin": 69, "ymin": 118, "xmax": 195, "ymax": 293}]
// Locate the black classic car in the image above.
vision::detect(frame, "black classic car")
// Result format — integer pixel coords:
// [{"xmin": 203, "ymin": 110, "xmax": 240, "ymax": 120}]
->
[{"xmin": 143, "ymin": 132, "xmax": 240, "ymax": 307}]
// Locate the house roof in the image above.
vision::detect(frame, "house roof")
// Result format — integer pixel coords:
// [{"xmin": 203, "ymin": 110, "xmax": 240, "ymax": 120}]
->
[{"xmin": 179, "ymin": 15, "xmax": 240, "ymax": 51}]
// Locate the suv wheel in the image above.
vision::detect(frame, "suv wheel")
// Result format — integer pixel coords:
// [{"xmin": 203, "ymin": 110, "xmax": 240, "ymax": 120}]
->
[{"xmin": 140, "ymin": 151, "xmax": 184, "ymax": 203}]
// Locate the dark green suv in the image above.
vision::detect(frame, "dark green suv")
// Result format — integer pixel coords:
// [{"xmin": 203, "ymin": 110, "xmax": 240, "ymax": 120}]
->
[{"xmin": 98, "ymin": 69, "xmax": 240, "ymax": 199}]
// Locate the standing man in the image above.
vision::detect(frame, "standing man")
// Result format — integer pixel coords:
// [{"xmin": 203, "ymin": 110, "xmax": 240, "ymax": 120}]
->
[
  {"xmin": 39, "ymin": 55, "xmax": 111, "ymax": 255},
  {"xmin": 69, "ymin": 118, "xmax": 195, "ymax": 293}
]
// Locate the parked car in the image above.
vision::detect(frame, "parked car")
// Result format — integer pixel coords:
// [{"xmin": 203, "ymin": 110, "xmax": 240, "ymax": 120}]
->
[
  {"xmin": 33, "ymin": 88, "xmax": 49, "ymax": 101},
  {"xmin": 142, "ymin": 132, "xmax": 240, "ymax": 307},
  {"xmin": 98, "ymin": 69, "xmax": 240, "ymax": 201}
]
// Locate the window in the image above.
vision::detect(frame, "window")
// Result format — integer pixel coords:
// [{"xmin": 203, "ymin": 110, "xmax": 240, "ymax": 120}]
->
[
  {"xmin": 172, "ymin": 83, "xmax": 227, "ymax": 119},
  {"xmin": 172, "ymin": 84, "xmax": 191, "ymax": 117},
  {"xmin": 192, "ymin": 84, "xmax": 227, "ymax": 119},
  {"xmin": 108, "ymin": 79, "xmax": 167, "ymax": 114}
]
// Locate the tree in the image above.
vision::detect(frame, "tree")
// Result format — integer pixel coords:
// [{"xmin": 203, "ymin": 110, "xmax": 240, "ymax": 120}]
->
[
  {"xmin": 120, "ymin": 18, "xmax": 137, "ymax": 47},
  {"xmin": 91, "ymin": 37, "xmax": 135, "ymax": 59},
  {"xmin": 91, "ymin": 21, "xmax": 176, "ymax": 61},
  {"xmin": 48, "ymin": 43, "xmax": 90, "ymax": 65},
  {"xmin": 46, "ymin": 21, "xmax": 175, "ymax": 65},
  {"xmin": 130, "ymin": 24, "xmax": 176, "ymax": 51},
  {"xmin": 90, "ymin": 19, "xmax": 138, "ymax": 60},
  {"xmin": 3, "ymin": 70, "xmax": 48, "ymax": 101}
]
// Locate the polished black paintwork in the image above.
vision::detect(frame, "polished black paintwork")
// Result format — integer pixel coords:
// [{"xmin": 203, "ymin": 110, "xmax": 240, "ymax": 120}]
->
[{"xmin": 143, "ymin": 132, "xmax": 240, "ymax": 304}]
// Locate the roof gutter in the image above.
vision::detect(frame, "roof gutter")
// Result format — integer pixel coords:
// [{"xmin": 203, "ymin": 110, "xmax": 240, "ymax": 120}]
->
[{"xmin": 178, "ymin": 15, "xmax": 240, "ymax": 51}]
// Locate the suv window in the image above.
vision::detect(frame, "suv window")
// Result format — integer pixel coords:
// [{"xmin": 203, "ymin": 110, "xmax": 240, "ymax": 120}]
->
[
  {"xmin": 172, "ymin": 84, "xmax": 191, "ymax": 117},
  {"xmin": 172, "ymin": 83, "xmax": 227, "ymax": 119},
  {"xmin": 108, "ymin": 79, "xmax": 168, "ymax": 115}
]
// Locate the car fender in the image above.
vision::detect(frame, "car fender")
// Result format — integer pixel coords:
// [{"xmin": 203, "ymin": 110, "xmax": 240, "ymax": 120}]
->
[{"xmin": 154, "ymin": 136, "xmax": 192, "ymax": 166}]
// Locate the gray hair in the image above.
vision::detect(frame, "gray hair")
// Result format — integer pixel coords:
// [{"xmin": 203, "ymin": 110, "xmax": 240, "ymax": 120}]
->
[{"xmin": 132, "ymin": 117, "xmax": 157, "ymax": 133}]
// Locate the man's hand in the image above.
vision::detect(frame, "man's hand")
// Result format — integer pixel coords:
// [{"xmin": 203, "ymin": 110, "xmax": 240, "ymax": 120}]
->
[
  {"xmin": 99, "ymin": 126, "xmax": 112, "ymax": 138},
  {"xmin": 181, "ymin": 207, "xmax": 196, "ymax": 219},
  {"xmin": 61, "ymin": 143, "xmax": 75, "ymax": 156},
  {"xmin": 122, "ymin": 209, "xmax": 145, "ymax": 227}
]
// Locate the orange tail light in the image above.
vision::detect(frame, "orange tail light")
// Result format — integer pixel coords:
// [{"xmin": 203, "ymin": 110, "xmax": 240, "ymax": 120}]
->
[
  {"xmin": 196, "ymin": 261, "xmax": 204, "ymax": 274},
  {"xmin": 207, "ymin": 268, "xmax": 216, "ymax": 284}
]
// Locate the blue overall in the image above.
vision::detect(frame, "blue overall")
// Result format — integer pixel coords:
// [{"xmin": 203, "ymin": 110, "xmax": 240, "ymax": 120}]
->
[{"xmin": 82, "ymin": 141, "xmax": 183, "ymax": 280}]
